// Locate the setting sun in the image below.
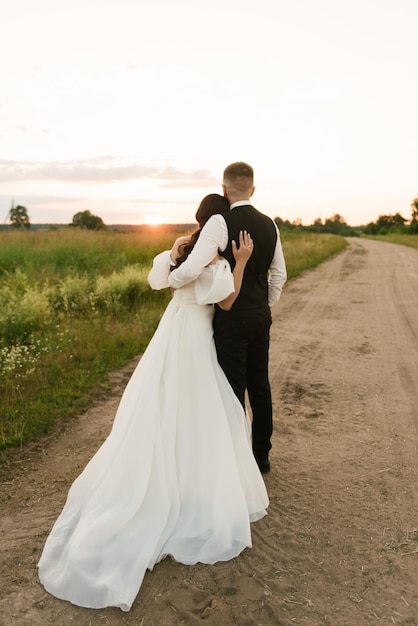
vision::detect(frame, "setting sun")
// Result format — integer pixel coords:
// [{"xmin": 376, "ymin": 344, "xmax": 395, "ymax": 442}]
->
[{"xmin": 142, "ymin": 215, "xmax": 165, "ymax": 226}]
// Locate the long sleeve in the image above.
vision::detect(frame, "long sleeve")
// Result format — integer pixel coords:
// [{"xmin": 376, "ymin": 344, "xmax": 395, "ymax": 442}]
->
[
  {"xmin": 194, "ymin": 260, "xmax": 234, "ymax": 305},
  {"xmin": 147, "ymin": 250, "xmax": 172, "ymax": 290},
  {"xmin": 168, "ymin": 215, "xmax": 227, "ymax": 289},
  {"xmin": 268, "ymin": 225, "xmax": 287, "ymax": 307}
]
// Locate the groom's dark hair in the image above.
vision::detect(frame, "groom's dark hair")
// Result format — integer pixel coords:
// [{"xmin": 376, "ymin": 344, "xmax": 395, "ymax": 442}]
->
[{"xmin": 223, "ymin": 162, "xmax": 254, "ymax": 194}]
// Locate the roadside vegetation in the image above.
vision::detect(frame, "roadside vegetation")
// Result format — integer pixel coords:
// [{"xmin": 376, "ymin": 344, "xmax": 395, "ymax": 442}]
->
[
  {"xmin": 0, "ymin": 228, "xmax": 346, "ymax": 449},
  {"xmin": 274, "ymin": 196, "xmax": 418, "ymax": 241},
  {"xmin": 364, "ymin": 233, "xmax": 418, "ymax": 250}
]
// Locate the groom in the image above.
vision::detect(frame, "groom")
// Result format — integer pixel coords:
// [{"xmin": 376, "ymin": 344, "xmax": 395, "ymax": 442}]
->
[{"xmin": 169, "ymin": 162, "xmax": 287, "ymax": 473}]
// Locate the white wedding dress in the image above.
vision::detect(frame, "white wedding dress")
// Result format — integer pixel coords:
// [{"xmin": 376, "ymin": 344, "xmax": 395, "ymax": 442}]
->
[{"xmin": 38, "ymin": 252, "xmax": 269, "ymax": 612}]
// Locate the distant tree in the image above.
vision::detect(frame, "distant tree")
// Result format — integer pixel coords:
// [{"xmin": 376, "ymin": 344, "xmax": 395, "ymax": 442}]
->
[
  {"xmin": 377, "ymin": 213, "xmax": 406, "ymax": 228},
  {"xmin": 312, "ymin": 218, "xmax": 323, "ymax": 232},
  {"xmin": 309, "ymin": 214, "xmax": 359, "ymax": 237},
  {"xmin": 323, "ymin": 214, "xmax": 348, "ymax": 234},
  {"xmin": 363, "ymin": 212, "xmax": 407, "ymax": 235},
  {"xmin": 9, "ymin": 203, "xmax": 30, "ymax": 229},
  {"xmin": 274, "ymin": 217, "xmax": 294, "ymax": 230},
  {"xmin": 376, "ymin": 213, "xmax": 407, "ymax": 232},
  {"xmin": 363, "ymin": 221, "xmax": 377, "ymax": 234},
  {"xmin": 70, "ymin": 210, "xmax": 106, "ymax": 230},
  {"xmin": 410, "ymin": 198, "xmax": 418, "ymax": 234}
]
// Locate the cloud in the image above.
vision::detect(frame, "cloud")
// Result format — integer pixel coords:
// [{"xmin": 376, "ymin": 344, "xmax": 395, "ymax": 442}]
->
[
  {"xmin": 158, "ymin": 166, "xmax": 218, "ymax": 188},
  {"xmin": 0, "ymin": 158, "xmax": 217, "ymax": 187},
  {"xmin": 0, "ymin": 194, "xmax": 83, "ymax": 205},
  {"xmin": 0, "ymin": 158, "xmax": 157, "ymax": 183}
]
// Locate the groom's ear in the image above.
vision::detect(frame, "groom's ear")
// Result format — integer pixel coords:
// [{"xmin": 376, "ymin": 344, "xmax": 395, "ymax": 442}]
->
[
  {"xmin": 250, "ymin": 185, "xmax": 255, "ymax": 197},
  {"xmin": 222, "ymin": 184, "xmax": 228, "ymax": 198}
]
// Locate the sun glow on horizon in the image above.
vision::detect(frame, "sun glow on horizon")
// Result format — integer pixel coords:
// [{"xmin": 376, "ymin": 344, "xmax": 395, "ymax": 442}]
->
[{"xmin": 141, "ymin": 214, "xmax": 165, "ymax": 226}]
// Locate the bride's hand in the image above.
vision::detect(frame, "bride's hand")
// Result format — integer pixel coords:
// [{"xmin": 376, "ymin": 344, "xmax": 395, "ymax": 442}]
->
[{"xmin": 232, "ymin": 230, "xmax": 253, "ymax": 264}]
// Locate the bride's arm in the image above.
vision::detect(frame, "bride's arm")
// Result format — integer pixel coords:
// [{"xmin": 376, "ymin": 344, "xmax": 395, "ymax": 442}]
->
[
  {"xmin": 217, "ymin": 231, "xmax": 253, "ymax": 311},
  {"xmin": 148, "ymin": 236, "xmax": 191, "ymax": 290}
]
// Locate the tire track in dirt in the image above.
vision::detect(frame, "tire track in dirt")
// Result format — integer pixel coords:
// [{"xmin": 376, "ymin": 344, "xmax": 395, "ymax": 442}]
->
[{"xmin": 265, "ymin": 238, "xmax": 418, "ymax": 624}]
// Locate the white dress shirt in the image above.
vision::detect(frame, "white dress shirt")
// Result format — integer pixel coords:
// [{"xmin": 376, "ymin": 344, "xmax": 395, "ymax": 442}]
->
[{"xmin": 168, "ymin": 201, "xmax": 287, "ymax": 307}]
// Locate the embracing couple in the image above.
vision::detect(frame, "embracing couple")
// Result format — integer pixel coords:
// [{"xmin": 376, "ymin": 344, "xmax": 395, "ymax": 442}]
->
[
  {"xmin": 38, "ymin": 161, "xmax": 287, "ymax": 612},
  {"xmin": 169, "ymin": 161, "xmax": 287, "ymax": 473}
]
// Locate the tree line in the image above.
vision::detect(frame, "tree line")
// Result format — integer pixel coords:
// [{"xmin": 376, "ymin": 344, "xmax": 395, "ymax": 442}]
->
[
  {"xmin": 6, "ymin": 206, "xmax": 106, "ymax": 231},
  {"xmin": 5, "ymin": 197, "xmax": 418, "ymax": 236},
  {"xmin": 275, "ymin": 197, "xmax": 418, "ymax": 236}
]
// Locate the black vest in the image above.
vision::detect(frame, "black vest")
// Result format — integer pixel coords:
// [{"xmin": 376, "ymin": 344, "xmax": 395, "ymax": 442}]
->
[{"xmin": 219, "ymin": 205, "xmax": 277, "ymax": 310}]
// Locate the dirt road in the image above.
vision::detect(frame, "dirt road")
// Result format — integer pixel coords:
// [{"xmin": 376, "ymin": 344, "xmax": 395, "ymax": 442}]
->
[{"xmin": 1, "ymin": 237, "xmax": 418, "ymax": 625}]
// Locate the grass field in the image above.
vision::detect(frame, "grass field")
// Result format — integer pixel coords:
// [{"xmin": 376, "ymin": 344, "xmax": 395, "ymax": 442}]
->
[
  {"xmin": 0, "ymin": 228, "xmax": 347, "ymax": 449},
  {"xmin": 363, "ymin": 233, "xmax": 418, "ymax": 250}
]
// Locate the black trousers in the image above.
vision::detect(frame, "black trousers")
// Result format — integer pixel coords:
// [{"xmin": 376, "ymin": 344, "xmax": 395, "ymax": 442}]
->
[{"xmin": 213, "ymin": 305, "xmax": 273, "ymax": 459}]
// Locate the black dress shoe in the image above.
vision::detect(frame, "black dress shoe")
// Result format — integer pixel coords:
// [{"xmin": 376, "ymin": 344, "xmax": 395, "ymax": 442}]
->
[{"xmin": 256, "ymin": 457, "xmax": 270, "ymax": 474}]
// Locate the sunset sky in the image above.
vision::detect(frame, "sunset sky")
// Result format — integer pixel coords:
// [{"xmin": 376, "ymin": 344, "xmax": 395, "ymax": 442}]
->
[{"xmin": 1, "ymin": 0, "xmax": 417, "ymax": 227}]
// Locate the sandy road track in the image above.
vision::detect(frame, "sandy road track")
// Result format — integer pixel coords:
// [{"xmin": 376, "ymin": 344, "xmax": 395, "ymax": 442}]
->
[{"xmin": 1, "ymin": 238, "xmax": 418, "ymax": 625}]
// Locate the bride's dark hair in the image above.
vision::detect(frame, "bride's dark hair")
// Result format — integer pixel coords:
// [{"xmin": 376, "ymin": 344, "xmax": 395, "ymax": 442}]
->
[{"xmin": 171, "ymin": 194, "xmax": 230, "ymax": 270}]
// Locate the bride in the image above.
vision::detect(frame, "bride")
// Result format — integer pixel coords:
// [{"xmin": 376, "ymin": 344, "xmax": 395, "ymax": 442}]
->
[{"xmin": 38, "ymin": 193, "xmax": 269, "ymax": 612}]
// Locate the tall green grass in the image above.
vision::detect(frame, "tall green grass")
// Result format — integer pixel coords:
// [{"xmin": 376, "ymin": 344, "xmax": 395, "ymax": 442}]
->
[
  {"xmin": 0, "ymin": 228, "xmax": 177, "ymax": 280},
  {"xmin": 363, "ymin": 233, "xmax": 418, "ymax": 250},
  {"xmin": 281, "ymin": 231, "xmax": 347, "ymax": 280},
  {"xmin": 0, "ymin": 229, "xmax": 346, "ymax": 449}
]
